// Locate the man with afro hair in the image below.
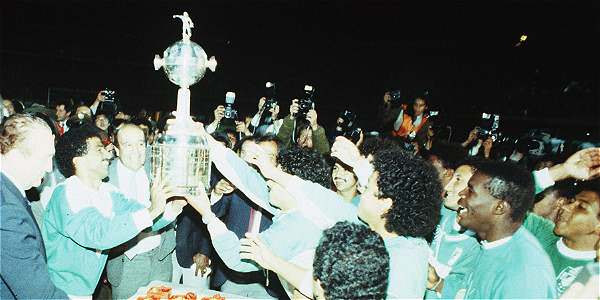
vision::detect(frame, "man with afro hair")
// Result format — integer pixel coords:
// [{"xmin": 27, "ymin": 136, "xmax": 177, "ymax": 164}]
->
[
  {"xmin": 313, "ymin": 221, "xmax": 389, "ymax": 300},
  {"xmin": 42, "ymin": 124, "xmax": 186, "ymax": 297}
]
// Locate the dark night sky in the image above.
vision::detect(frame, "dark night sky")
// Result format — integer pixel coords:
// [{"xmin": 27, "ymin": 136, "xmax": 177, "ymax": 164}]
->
[{"xmin": 1, "ymin": 0, "xmax": 599, "ymax": 138}]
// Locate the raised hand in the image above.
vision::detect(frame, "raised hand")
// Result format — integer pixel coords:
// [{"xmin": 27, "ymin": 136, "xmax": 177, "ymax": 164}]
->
[
  {"xmin": 244, "ymin": 142, "xmax": 279, "ymax": 179},
  {"xmin": 551, "ymin": 147, "xmax": 600, "ymax": 181},
  {"xmin": 213, "ymin": 179, "xmax": 236, "ymax": 197},
  {"xmin": 462, "ymin": 128, "xmax": 478, "ymax": 147},
  {"xmin": 289, "ymin": 99, "xmax": 299, "ymax": 119},
  {"xmin": 239, "ymin": 233, "xmax": 277, "ymax": 271},
  {"xmin": 306, "ymin": 109, "xmax": 318, "ymax": 130},
  {"xmin": 257, "ymin": 97, "xmax": 266, "ymax": 112},
  {"xmin": 148, "ymin": 179, "xmax": 176, "ymax": 219},
  {"xmin": 213, "ymin": 105, "xmax": 225, "ymax": 123},
  {"xmin": 186, "ymin": 181, "xmax": 212, "ymax": 216},
  {"xmin": 331, "ymin": 136, "xmax": 362, "ymax": 169}
]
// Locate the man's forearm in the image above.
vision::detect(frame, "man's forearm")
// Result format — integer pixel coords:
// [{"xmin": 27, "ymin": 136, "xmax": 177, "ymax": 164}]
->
[
  {"xmin": 266, "ymin": 253, "xmax": 311, "ymax": 297},
  {"xmin": 206, "ymin": 216, "xmax": 261, "ymax": 273},
  {"xmin": 548, "ymin": 163, "xmax": 568, "ymax": 183}
]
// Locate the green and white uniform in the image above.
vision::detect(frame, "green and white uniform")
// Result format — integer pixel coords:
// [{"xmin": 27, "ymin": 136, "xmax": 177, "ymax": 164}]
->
[{"xmin": 426, "ymin": 207, "xmax": 480, "ymax": 299}]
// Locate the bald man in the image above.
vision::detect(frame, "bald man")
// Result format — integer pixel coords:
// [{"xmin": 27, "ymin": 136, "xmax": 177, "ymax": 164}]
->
[{"xmin": 105, "ymin": 124, "xmax": 178, "ymax": 299}]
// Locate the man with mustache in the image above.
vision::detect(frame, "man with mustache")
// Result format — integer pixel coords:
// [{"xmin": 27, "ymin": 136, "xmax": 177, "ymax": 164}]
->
[{"xmin": 42, "ymin": 124, "xmax": 185, "ymax": 298}]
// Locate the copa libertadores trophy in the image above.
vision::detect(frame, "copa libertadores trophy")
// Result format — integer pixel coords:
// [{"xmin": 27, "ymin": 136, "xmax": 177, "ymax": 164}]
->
[{"xmin": 151, "ymin": 12, "xmax": 216, "ymax": 195}]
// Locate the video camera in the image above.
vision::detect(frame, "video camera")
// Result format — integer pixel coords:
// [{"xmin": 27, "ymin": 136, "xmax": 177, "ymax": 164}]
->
[
  {"xmin": 516, "ymin": 129, "xmax": 552, "ymax": 157},
  {"xmin": 297, "ymin": 85, "xmax": 316, "ymax": 120},
  {"xmin": 389, "ymin": 90, "xmax": 402, "ymax": 106},
  {"xmin": 223, "ymin": 92, "xmax": 238, "ymax": 120},
  {"xmin": 97, "ymin": 89, "xmax": 119, "ymax": 117},
  {"xmin": 476, "ymin": 113, "xmax": 500, "ymax": 141},
  {"xmin": 334, "ymin": 109, "xmax": 362, "ymax": 144}
]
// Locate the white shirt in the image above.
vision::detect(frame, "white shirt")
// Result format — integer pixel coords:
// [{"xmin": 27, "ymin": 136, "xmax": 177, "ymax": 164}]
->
[
  {"xmin": 250, "ymin": 113, "xmax": 284, "ymax": 135},
  {"xmin": 58, "ymin": 120, "xmax": 69, "ymax": 133},
  {"xmin": 116, "ymin": 160, "xmax": 161, "ymax": 259},
  {"xmin": 393, "ymin": 109, "xmax": 405, "ymax": 131}
]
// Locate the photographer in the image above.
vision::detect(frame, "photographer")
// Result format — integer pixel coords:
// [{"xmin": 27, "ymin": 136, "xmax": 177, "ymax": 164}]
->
[
  {"xmin": 205, "ymin": 105, "xmax": 225, "ymax": 134},
  {"xmin": 462, "ymin": 127, "xmax": 494, "ymax": 160},
  {"xmin": 276, "ymin": 99, "xmax": 330, "ymax": 155},
  {"xmin": 249, "ymin": 97, "xmax": 282, "ymax": 136},
  {"xmin": 206, "ymin": 104, "xmax": 249, "ymax": 146},
  {"xmin": 90, "ymin": 90, "xmax": 106, "ymax": 116},
  {"xmin": 378, "ymin": 91, "xmax": 401, "ymax": 132},
  {"xmin": 391, "ymin": 96, "xmax": 431, "ymax": 144}
]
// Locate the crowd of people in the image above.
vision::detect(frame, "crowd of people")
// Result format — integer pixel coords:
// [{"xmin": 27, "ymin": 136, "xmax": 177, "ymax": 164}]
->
[{"xmin": 1, "ymin": 89, "xmax": 599, "ymax": 300}]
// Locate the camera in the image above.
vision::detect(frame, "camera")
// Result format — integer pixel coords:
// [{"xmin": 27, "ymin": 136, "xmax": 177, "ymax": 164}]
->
[
  {"xmin": 101, "ymin": 89, "xmax": 116, "ymax": 102},
  {"xmin": 297, "ymin": 85, "xmax": 315, "ymax": 120},
  {"xmin": 335, "ymin": 110, "xmax": 362, "ymax": 144},
  {"xmin": 98, "ymin": 89, "xmax": 118, "ymax": 117},
  {"xmin": 259, "ymin": 82, "xmax": 277, "ymax": 125},
  {"xmin": 254, "ymin": 82, "xmax": 278, "ymax": 136},
  {"xmin": 389, "ymin": 90, "xmax": 402, "ymax": 106},
  {"xmin": 517, "ymin": 129, "xmax": 552, "ymax": 157},
  {"xmin": 477, "ymin": 113, "xmax": 500, "ymax": 141},
  {"xmin": 223, "ymin": 92, "xmax": 238, "ymax": 120}
]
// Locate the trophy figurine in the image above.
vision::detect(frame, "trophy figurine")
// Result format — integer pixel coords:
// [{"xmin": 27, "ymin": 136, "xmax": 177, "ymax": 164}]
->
[{"xmin": 151, "ymin": 12, "xmax": 216, "ymax": 196}]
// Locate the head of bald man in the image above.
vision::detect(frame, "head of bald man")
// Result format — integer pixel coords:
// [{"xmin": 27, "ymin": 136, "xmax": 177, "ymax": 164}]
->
[{"xmin": 115, "ymin": 124, "xmax": 146, "ymax": 171}]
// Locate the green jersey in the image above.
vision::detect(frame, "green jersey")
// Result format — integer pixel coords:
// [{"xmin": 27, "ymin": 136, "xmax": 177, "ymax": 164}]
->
[{"xmin": 523, "ymin": 213, "xmax": 596, "ymax": 296}]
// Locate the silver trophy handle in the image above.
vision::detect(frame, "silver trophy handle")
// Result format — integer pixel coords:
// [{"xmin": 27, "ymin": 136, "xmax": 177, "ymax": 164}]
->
[
  {"xmin": 206, "ymin": 56, "xmax": 217, "ymax": 72},
  {"xmin": 153, "ymin": 55, "xmax": 164, "ymax": 71}
]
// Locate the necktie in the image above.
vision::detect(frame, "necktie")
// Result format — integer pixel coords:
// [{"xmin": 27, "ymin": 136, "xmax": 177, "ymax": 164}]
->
[
  {"xmin": 57, "ymin": 122, "xmax": 65, "ymax": 136},
  {"xmin": 247, "ymin": 207, "xmax": 256, "ymax": 233}
]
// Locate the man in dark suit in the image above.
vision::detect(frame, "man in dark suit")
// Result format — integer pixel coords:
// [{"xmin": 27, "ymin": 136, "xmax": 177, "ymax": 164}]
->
[{"xmin": 0, "ymin": 114, "xmax": 67, "ymax": 299}]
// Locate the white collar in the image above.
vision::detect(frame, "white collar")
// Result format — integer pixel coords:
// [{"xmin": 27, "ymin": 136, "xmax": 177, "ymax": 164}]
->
[
  {"xmin": 481, "ymin": 235, "xmax": 513, "ymax": 250},
  {"xmin": 65, "ymin": 176, "xmax": 116, "ymax": 218},
  {"xmin": 452, "ymin": 218, "xmax": 462, "ymax": 231},
  {"xmin": 117, "ymin": 159, "xmax": 145, "ymax": 177},
  {"xmin": 1, "ymin": 171, "xmax": 26, "ymax": 198},
  {"xmin": 556, "ymin": 238, "xmax": 597, "ymax": 260}
]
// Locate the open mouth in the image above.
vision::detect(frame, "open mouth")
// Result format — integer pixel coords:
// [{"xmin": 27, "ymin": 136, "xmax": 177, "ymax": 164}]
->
[
  {"xmin": 334, "ymin": 177, "xmax": 347, "ymax": 183},
  {"xmin": 456, "ymin": 205, "xmax": 469, "ymax": 221}
]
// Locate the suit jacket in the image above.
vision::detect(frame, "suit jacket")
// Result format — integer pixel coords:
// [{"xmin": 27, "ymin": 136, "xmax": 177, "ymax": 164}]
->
[
  {"xmin": 176, "ymin": 170, "xmax": 286, "ymax": 298},
  {"xmin": 104, "ymin": 160, "xmax": 176, "ymax": 285},
  {"xmin": 0, "ymin": 172, "xmax": 67, "ymax": 299}
]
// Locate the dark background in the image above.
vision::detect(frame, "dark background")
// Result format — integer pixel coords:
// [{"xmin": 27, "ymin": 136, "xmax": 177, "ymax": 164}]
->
[{"xmin": 1, "ymin": 0, "xmax": 598, "ymax": 141}]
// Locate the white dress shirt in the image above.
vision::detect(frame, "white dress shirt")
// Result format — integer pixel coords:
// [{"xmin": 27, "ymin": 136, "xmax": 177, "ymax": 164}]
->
[{"xmin": 116, "ymin": 160, "xmax": 161, "ymax": 259}]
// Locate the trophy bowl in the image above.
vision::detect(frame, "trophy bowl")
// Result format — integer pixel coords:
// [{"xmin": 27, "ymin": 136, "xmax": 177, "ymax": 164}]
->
[
  {"xmin": 154, "ymin": 40, "xmax": 216, "ymax": 88},
  {"xmin": 151, "ymin": 133, "xmax": 211, "ymax": 196}
]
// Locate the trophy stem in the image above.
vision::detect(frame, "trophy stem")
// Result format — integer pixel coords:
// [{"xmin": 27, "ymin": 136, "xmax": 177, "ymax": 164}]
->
[{"xmin": 176, "ymin": 87, "xmax": 191, "ymax": 119}]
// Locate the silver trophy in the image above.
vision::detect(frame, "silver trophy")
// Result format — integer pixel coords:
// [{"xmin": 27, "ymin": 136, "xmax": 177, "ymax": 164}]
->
[{"xmin": 151, "ymin": 12, "xmax": 216, "ymax": 196}]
